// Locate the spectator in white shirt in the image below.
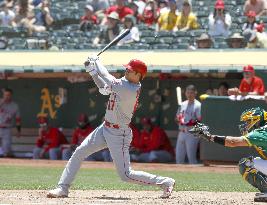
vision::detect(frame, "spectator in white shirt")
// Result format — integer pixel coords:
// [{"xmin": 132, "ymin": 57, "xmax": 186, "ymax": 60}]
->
[
  {"xmin": 208, "ymin": 0, "xmax": 232, "ymax": 37},
  {"xmin": 0, "ymin": 2, "xmax": 16, "ymax": 27},
  {"xmin": 117, "ymin": 14, "xmax": 140, "ymax": 45}
]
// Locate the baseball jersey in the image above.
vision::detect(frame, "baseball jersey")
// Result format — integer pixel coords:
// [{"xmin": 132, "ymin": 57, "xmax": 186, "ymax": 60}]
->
[
  {"xmin": 243, "ymin": 126, "xmax": 267, "ymax": 159},
  {"xmin": 104, "ymin": 77, "xmax": 141, "ymax": 127},
  {"xmin": 176, "ymin": 99, "xmax": 201, "ymax": 130},
  {"xmin": 71, "ymin": 125, "xmax": 94, "ymax": 145},
  {"xmin": 0, "ymin": 100, "xmax": 20, "ymax": 128},
  {"xmin": 239, "ymin": 76, "xmax": 265, "ymax": 95}
]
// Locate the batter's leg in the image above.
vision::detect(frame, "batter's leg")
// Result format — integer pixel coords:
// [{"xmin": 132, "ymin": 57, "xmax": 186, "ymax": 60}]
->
[
  {"xmin": 104, "ymin": 127, "xmax": 175, "ymax": 189},
  {"xmin": 47, "ymin": 124, "xmax": 107, "ymax": 197},
  {"xmin": 185, "ymin": 133, "xmax": 199, "ymax": 164},
  {"xmin": 175, "ymin": 132, "xmax": 186, "ymax": 164}
]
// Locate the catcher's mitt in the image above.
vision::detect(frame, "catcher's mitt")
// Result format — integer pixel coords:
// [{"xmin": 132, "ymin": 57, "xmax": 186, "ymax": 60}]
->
[{"xmin": 189, "ymin": 122, "xmax": 212, "ymax": 141}]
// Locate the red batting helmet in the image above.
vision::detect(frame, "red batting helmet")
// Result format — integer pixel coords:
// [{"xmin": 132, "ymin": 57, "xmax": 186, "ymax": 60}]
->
[
  {"xmin": 243, "ymin": 65, "xmax": 255, "ymax": 73},
  {"xmin": 215, "ymin": 0, "xmax": 225, "ymax": 9},
  {"xmin": 124, "ymin": 59, "xmax": 147, "ymax": 79}
]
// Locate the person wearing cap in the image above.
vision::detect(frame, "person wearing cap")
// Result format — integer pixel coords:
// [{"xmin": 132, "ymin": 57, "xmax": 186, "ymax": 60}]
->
[
  {"xmin": 195, "ymin": 33, "xmax": 213, "ymax": 48},
  {"xmin": 130, "ymin": 117, "xmax": 174, "ymax": 163},
  {"xmin": 175, "ymin": 0, "xmax": 199, "ymax": 32},
  {"xmin": 80, "ymin": 4, "xmax": 98, "ymax": 31},
  {"xmin": 242, "ymin": 10, "xmax": 258, "ymax": 32},
  {"xmin": 243, "ymin": 28, "xmax": 267, "ymax": 48},
  {"xmin": 140, "ymin": 0, "xmax": 159, "ymax": 26},
  {"xmin": 208, "ymin": 0, "xmax": 232, "ymax": 37},
  {"xmin": 47, "ymin": 54, "xmax": 176, "ymax": 198},
  {"xmin": 175, "ymin": 84, "xmax": 201, "ymax": 164},
  {"xmin": 33, "ymin": 116, "xmax": 68, "ymax": 160},
  {"xmin": 227, "ymin": 33, "xmax": 245, "ymax": 48},
  {"xmin": 244, "ymin": 0, "xmax": 267, "ymax": 17},
  {"xmin": 228, "ymin": 65, "xmax": 265, "ymax": 96},
  {"xmin": 117, "ymin": 15, "xmax": 140, "ymax": 46},
  {"xmin": 157, "ymin": 0, "xmax": 178, "ymax": 31},
  {"xmin": 62, "ymin": 114, "xmax": 94, "ymax": 160},
  {"xmin": 93, "ymin": 11, "xmax": 121, "ymax": 45}
]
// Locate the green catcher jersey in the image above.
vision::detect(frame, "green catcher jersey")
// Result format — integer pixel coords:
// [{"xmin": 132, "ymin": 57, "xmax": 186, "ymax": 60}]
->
[{"xmin": 243, "ymin": 126, "xmax": 267, "ymax": 159}]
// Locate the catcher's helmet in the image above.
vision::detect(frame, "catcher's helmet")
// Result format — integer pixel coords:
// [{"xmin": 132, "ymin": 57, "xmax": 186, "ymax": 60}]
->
[
  {"xmin": 239, "ymin": 107, "xmax": 267, "ymax": 135},
  {"xmin": 124, "ymin": 59, "xmax": 147, "ymax": 79}
]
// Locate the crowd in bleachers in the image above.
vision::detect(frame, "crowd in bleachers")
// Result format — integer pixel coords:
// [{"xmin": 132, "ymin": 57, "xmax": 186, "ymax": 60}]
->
[{"xmin": 0, "ymin": 0, "xmax": 267, "ymax": 50}]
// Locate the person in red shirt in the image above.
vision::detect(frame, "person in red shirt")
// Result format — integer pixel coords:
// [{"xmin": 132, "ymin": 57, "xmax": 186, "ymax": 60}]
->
[
  {"xmin": 33, "ymin": 116, "xmax": 68, "ymax": 160},
  {"xmin": 105, "ymin": 0, "xmax": 134, "ymax": 21},
  {"xmin": 228, "ymin": 65, "xmax": 265, "ymax": 96},
  {"xmin": 132, "ymin": 117, "xmax": 174, "ymax": 163},
  {"xmin": 80, "ymin": 5, "xmax": 99, "ymax": 31},
  {"xmin": 62, "ymin": 113, "xmax": 94, "ymax": 160},
  {"xmin": 129, "ymin": 123, "xmax": 141, "ymax": 161},
  {"xmin": 140, "ymin": 0, "xmax": 159, "ymax": 26}
]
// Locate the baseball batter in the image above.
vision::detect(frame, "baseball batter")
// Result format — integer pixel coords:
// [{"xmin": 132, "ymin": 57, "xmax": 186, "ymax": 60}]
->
[
  {"xmin": 189, "ymin": 107, "xmax": 267, "ymax": 202},
  {"xmin": 0, "ymin": 88, "xmax": 21, "ymax": 157},
  {"xmin": 47, "ymin": 56, "xmax": 175, "ymax": 198},
  {"xmin": 176, "ymin": 85, "xmax": 201, "ymax": 164}
]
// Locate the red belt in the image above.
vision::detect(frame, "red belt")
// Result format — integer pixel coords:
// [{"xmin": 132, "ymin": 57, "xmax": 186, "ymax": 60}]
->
[{"xmin": 104, "ymin": 121, "xmax": 120, "ymax": 129}]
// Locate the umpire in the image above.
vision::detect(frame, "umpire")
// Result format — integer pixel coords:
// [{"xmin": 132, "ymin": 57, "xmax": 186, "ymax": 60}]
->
[
  {"xmin": 0, "ymin": 88, "xmax": 21, "ymax": 157},
  {"xmin": 175, "ymin": 85, "xmax": 201, "ymax": 164}
]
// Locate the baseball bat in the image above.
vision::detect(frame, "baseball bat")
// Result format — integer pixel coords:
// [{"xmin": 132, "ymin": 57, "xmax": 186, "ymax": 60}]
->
[
  {"xmin": 96, "ymin": 29, "xmax": 130, "ymax": 56},
  {"xmin": 176, "ymin": 86, "xmax": 182, "ymax": 106}
]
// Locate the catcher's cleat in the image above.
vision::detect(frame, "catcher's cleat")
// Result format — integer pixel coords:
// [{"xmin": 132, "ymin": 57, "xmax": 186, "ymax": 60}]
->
[
  {"xmin": 160, "ymin": 178, "xmax": 175, "ymax": 199},
  {"xmin": 47, "ymin": 187, "xmax": 68, "ymax": 198},
  {"xmin": 254, "ymin": 192, "xmax": 267, "ymax": 202}
]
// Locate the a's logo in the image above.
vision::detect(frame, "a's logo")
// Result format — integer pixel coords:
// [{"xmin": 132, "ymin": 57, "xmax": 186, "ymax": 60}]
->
[{"xmin": 38, "ymin": 88, "xmax": 62, "ymax": 119}]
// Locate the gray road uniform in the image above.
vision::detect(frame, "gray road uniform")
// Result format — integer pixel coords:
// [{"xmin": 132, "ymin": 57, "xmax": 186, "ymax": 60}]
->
[
  {"xmin": 176, "ymin": 100, "xmax": 201, "ymax": 164},
  {"xmin": 0, "ymin": 100, "xmax": 20, "ymax": 156},
  {"xmin": 56, "ymin": 59, "xmax": 174, "ymax": 194}
]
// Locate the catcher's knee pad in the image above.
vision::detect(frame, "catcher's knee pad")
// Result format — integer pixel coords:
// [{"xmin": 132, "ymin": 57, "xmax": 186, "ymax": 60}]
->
[{"xmin": 239, "ymin": 157, "xmax": 267, "ymax": 193}]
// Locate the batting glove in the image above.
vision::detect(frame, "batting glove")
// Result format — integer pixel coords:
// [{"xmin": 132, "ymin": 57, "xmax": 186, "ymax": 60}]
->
[{"xmin": 84, "ymin": 55, "xmax": 99, "ymax": 76}]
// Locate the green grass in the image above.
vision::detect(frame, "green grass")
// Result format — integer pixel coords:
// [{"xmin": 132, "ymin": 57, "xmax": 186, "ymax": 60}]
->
[{"xmin": 0, "ymin": 165, "xmax": 256, "ymax": 192}]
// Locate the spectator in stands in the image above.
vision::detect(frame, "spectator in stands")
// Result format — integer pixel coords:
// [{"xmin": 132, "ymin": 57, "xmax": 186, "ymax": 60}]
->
[
  {"xmin": 62, "ymin": 113, "xmax": 94, "ymax": 160},
  {"xmin": 175, "ymin": 0, "xmax": 199, "ymax": 32},
  {"xmin": 131, "ymin": 117, "xmax": 174, "ymax": 163},
  {"xmin": 243, "ymin": 28, "xmax": 267, "ymax": 48},
  {"xmin": 196, "ymin": 33, "xmax": 213, "ymax": 49},
  {"xmin": 176, "ymin": 85, "xmax": 201, "ymax": 164},
  {"xmin": 0, "ymin": 88, "xmax": 21, "ymax": 157},
  {"xmin": 105, "ymin": 0, "xmax": 134, "ymax": 21},
  {"xmin": 33, "ymin": 116, "xmax": 68, "ymax": 160},
  {"xmin": 243, "ymin": 0, "xmax": 267, "ymax": 17},
  {"xmin": 129, "ymin": 1, "xmax": 141, "ymax": 24},
  {"xmin": 228, "ymin": 65, "xmax": 265, "ymax": 96},
  {"xmin": 158, "ymin": 0, "xmax": 169, "ymax": 14},
  {"xmin": 140, "ymin": 0, "xmax": 159, "ymax": 26},
  {"xmin": 93, "ymin": 12, "xmax": 121, "ymax": 45},
  {"xmin": 129, "ymin": 123, "xmax": 141, "ymax": 161},
  {"xmin": 14, "ymin": 0, "xmax": 34, "ymax": 26},
  {"xmin": 157, "ymin": 0, "xmax": 178, "ymax": 31},
  {"xmin": 218, "ymin": 81, "xmax": 229, "ymax": 96},
  {"xmin": 87, "ymin": 0, "xmax": 109, "ymax": 13},
  {"xmin": 208, "ymin": 0, "xmax": 232, "ymax": 37},
  {"xmin": 80, "ymin": 5, "xmax": 98, "ymax": 31},
  {"xmin": 117, "ymin": 15, "xmax": 140, "ymax": 45},
  {"xmin": 0, "ymin": 2, "xmax": 16, "ymax": 27},
  {"xmin": 227, "ymin": 33, "xmax": 245, "ymax": 48},
  {"xmin": 242, "ymin": 10, "xmax": 258, "ymax": 31},
  {"xmin": 33, "ymin": 0, "xmax": 54, "ymax": 30},
  {"xmin": 130, "ymin": 0, "xmax": 146, "ymax": 16}
]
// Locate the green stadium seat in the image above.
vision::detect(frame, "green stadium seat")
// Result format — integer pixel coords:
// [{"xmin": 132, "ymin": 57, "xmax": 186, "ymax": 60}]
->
[
  {"xmin": 132, "ymin": 43, "xmax": 150, "ymax": 50},
  {"xmin": 156, "ymin": 30, "xmax": 174, "ymax": 37},
  {"xmin": 158, "ymin": 37, "xmax": 174, "ymax": 44},
  {"xmin": 190, "ymin": 29, "xmax": 207, "ymax": 37},
  {"xmin": 173, "ymin": 37, "xmax": 191, "ymax": 44},
  {"xmin": 140, "ymin": 30, "xmax": 155, "ymax": 37},
  {"xmin": 152, "ymin": 43, "xmax": 170, "ymax": 49},
  {"xmin": 171, "ymin": 43, "xmax": 189, "ymax": 49},
  {"xmin": 140, "ymin": 37, "xmax": 155, "ymax": 44}
]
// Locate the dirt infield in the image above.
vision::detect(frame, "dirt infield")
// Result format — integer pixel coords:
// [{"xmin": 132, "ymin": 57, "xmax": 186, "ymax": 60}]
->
[{"xmin": 0, "ymin": 159, "xmax": 260, "ymax": 205}]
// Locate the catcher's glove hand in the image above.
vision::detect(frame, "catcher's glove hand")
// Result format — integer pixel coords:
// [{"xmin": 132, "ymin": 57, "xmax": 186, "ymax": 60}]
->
[{"xmin": 189, "ymin": 122, "xmax": 212, "ymax": 141}]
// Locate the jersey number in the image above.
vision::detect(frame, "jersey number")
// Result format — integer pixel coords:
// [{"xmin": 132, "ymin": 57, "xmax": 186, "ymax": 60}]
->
[{"xmin": 107, "ymin": 93, "xmax": 116, "ymax": 111}]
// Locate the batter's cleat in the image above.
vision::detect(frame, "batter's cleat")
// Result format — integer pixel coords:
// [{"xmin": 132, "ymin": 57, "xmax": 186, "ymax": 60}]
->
[
  {"xmin": 47, "ymin": 187, "xmax": 68, "ymax": 198},
  {"xmin": 160, "ymin": 178, "xmax": 175, "ymax": 199},
  {"xmin": 254, "ymin": 192, "xmax": 267, "ymax": 202}
]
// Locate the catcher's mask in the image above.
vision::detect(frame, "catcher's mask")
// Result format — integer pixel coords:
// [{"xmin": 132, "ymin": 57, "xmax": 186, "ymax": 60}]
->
[{"xmin": 239, "ymin": 107, "xmax": 267, "ymax": 135}]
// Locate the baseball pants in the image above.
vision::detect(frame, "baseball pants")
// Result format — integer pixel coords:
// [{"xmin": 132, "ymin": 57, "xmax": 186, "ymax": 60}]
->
[
  {"xmin": 176, "ymin": 131, "xmax": 199, "ymax": 164},
  {"xmin": 57, "ymin": 122, "xmax": 171, "ymax": 192},
  {"xmin": 0, "ymin": 128, "xmax": 12, "ymax": 156}
]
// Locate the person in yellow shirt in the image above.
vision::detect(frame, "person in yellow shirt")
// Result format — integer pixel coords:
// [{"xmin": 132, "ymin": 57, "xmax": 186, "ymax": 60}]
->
[
  {"xmin": 157, "ymin": 0, "xmax": 178, "ymax": 31},
  {"xmin": 176, "ymin": 0, "xmax": 199, "ymax": 31},
  {"xmin": 243, "ymin": 29, "xmax": 267, "ymax": 48}
]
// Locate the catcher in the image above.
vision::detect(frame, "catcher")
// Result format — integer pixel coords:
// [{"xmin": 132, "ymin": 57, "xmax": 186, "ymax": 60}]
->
[{"xmin": 189, "ymin": 107, "xmax": 267, "ymax": 202}]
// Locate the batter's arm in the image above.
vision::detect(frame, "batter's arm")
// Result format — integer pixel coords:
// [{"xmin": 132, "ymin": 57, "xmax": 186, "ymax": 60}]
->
[
  {"xmin": 94, "ymin": 60, "xmax": 116, "ymax": 86},
  {"xmin": 91, "ymin": 74, "xmax": 111, "ymax": 95}
]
